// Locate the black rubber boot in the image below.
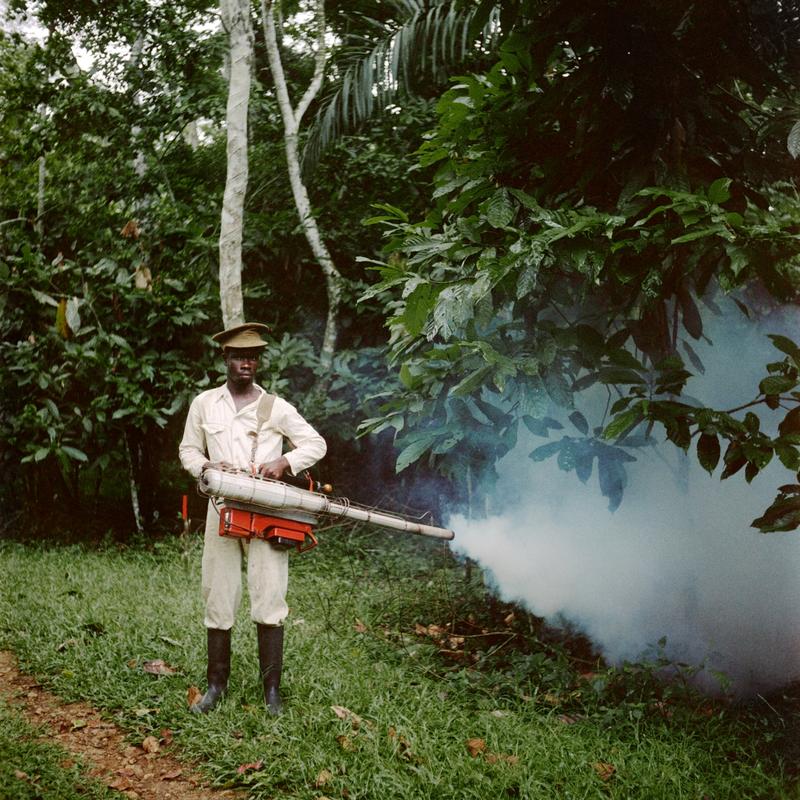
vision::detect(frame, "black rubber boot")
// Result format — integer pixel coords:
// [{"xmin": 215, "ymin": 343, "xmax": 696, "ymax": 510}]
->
[
  {"xmin": 190, "ymin": 628, "xmax": 231, "ymax": 714},
  {"xmin": 256, "ymin": 624, "xmax": 283, "ymax": 716}
]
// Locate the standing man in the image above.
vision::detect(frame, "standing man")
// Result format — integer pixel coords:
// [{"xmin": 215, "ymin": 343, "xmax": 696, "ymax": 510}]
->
[{"xmin": 179, "ymin": 322, "xmax": 326, "ymax": 715}]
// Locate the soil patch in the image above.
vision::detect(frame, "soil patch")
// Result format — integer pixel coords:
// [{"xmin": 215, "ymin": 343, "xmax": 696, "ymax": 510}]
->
[{"xmin": 0, "ymin": 651, "xmax": 241, "ymax": 800}]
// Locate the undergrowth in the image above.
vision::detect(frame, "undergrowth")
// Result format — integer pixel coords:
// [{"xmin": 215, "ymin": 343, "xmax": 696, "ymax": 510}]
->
[{"xmin": 0, "ymin": 529, "xmax": 797, "ymax": 799}]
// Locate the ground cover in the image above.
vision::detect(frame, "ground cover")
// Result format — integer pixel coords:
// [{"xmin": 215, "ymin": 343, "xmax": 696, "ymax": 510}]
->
[{"xmin": 0, "ymin": 530, "xmax": 797, "ymax": 799}]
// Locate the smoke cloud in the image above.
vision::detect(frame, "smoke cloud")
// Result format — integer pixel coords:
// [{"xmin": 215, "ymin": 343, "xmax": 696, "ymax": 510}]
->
[{"xmin": 450, "ymin": 299, "xmax": 800, "ymax": 695}]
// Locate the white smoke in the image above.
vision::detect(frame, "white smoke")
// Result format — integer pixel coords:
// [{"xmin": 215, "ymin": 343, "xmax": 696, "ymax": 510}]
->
[{"xmin": 450, "ymin": 298, "xmax": 800, "ymax": 695}]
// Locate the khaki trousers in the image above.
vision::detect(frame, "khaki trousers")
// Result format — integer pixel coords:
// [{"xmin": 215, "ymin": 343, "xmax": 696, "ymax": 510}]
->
[{"xmin": 201, "ymin": 502, "xmax": 289, "ymax": 629}]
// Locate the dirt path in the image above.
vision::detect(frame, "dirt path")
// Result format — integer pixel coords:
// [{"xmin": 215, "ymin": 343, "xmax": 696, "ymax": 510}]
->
[{"xmin": 0, "ymin": 651, "xmax": 242, "ymax": 800}]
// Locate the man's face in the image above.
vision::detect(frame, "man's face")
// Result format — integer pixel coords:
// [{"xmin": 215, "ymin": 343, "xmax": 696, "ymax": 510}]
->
[{"xmin": 224, "ymin": 349, "xmax": 262, "ymax": 385}]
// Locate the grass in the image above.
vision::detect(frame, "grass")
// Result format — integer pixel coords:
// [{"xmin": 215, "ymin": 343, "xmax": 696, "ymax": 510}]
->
[
  {"xmin": 0, "ymin": 529, "xmax": 798, "ymax": 800},
  {"xmin": 0, "ymin": 700, "xmax": 118, "ymax": 799}
]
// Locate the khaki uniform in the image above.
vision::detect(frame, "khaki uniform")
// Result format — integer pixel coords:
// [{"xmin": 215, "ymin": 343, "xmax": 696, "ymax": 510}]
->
[{"xmin": 179, "ymin": 384, "xmax": 326, "ymax": 629}]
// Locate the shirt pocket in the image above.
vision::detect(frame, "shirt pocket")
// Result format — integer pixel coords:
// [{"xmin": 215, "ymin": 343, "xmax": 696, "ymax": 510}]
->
[{"xmin": 200, "ymin": 422, "xmax": 227, "ymax": 460}]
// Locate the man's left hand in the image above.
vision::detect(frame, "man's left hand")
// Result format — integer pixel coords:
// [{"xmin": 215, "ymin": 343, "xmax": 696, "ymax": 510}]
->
[{"xmin": 258, "ymin": 456, "xmax": 291, "ymax": 480}]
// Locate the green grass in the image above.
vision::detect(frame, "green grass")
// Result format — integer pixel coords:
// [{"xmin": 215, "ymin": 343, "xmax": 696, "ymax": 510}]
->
[
  {"xmin": 0, "ymin": 700, "xmax": 118, "ymax": 799},
  {"xmin": 0, "ymin": 531, "xmax": 797, "ymax": 800}
]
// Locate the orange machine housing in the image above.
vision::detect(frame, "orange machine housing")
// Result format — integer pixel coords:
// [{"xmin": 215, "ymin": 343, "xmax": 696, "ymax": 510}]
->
[{"xmin": 218, "ymin": 505, "xmax": 318, "ymax": 552}]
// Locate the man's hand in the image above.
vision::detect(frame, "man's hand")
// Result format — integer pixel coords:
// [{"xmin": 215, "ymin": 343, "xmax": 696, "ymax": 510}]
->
[{"xmin": 258, "ymin": 456, "xmax": 291, "ymax": 480}]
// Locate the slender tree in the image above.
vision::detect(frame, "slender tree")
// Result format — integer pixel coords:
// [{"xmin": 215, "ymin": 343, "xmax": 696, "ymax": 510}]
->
[
  {"xmin": 261, "ymin": 0, "xmax": 344, "ymax": 371},
  {"xmin": 219, "ymin": 0, "xmax": 253, "ymax": 328}
]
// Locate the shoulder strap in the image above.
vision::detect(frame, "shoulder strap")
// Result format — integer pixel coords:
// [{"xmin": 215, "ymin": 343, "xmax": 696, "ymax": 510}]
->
[
  {"xmin": 256, "ymin": 392, "xmax": 276, "ymax": 428},
  {"xmin": 249, "ymin": 393, "xmax": 277, "ymax": 469}
]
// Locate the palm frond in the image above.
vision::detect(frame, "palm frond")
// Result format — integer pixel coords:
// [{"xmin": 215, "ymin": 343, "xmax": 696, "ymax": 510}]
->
[{"xmin": 303, "ymin": 1, "xmax": 502, "ymax": 172}]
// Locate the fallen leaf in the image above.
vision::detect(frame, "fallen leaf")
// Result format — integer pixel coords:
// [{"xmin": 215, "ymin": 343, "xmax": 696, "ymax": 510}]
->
[
  {"xmin": 331, "ymin": 705, "xmax": 363, "ymax": 729},
  {"xmin": 134, "ymin": 708, "xmax": 156, "ymax": 717},
  {"xmin": 141, "ymin": 736, "xmax": 159, "ymax": 754},
  {"xmin": 543, "ymin": 692, "xmax": 560, "ymax": 706},
  {"xmin": 336, "ymin": 735, "xmax": 356, "ymax": 752},
  {"xmin": 503, "ymin": 611, "xmax": 515, "ymax": 626},
  {"xmin": 56, "ymin": 638, "xmax": 80, "ymax": 652},
  {"xmin": 14, "ymin": 770, "xmax": 30, "ymax": 781},
  {"xmin": 159, "ymin": 636, "xmax": 181, "ymax": 646},
  {"xmin": 557, "ymin": 713, "xmax": 584, "ymax": 725},
  {"xmin": 592, "ymin": 762, "xmax": 616, "ymax": 782},
  {"xmin": 71, "ymin": 719, "xmax": 88, "ymax": 731},
  {"xmin": 127, "ymin": 659, "xmax": 138, "ymax": 669},
  {"xmin": 236, "ymin": 761, "xmax": 263, "ymax": 775},
  {"xmin": 110, "ymin": 776, "xmax": 132, "ymax": 791},
  {"xmin": 142, "ymin": 659, "xmax": 177, "ymax": 676},
  {"xmin": 315, "ymin": 769, "xmax": 333, "ymax": 787},
  {"xmin": 60, "ymin": 759, "xmax": 76, "ymax": 770},
  {"xmin": 466, "ymin": 738, "xmax": 486, "ymax": 758},
  {"xmin": 160, "ymin": 728, "xmax": 173, "ymax": 746},
  {"xmin": 485, "ymin": 752, "xmax": 520, "ymax": 766},
  {"xmin": 187, "ymin": 686, "xmax": 203, "ymax": 707},
  {"xmin": 354, "ymin": 619, "xmax": 367, "ymax": 633},
  {"xmin": 161, "ymin": 768, "xmax": 182, "ymax": 781},
  {"xmin": 490, "ymin": 709, "xmax": 510, "ymax": 718}
]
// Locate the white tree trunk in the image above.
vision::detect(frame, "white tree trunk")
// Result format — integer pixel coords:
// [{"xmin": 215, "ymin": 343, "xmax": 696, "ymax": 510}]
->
[
  {"xmin": 219, "ymin": 0, "xmax": 253, "ymax": 328},
  {"xmin": 261, "ymin": 0, "xmax": 343, "ymax": 369}
]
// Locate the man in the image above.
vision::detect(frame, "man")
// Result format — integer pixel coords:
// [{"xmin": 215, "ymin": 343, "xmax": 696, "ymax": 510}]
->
[{"xmin": 179, "ymin": 322, "xmax": 326, "ymax": 715}]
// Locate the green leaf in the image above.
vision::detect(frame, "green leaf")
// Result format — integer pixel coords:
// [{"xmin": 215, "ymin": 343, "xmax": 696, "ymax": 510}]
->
[
  {"xmin": 602, "ymin": 408, "xmax": 642, "ymax": 440},
  {"xmin": 529, "ymin": 441, "xmax": 562, "ymax": 462},
  {"xmin": 775, "ymin": 442, "xmax": 800, "ymax": 470},
  {"xmin": 759, "ymin": 375, "xmax": 797, "ymax": 396},
  {"xmin": 597, "ymin": 455, "xmax": 627, "ymax": 512},
  {"xmin": 697, "ymin": 433, "xmax": 720, "ymax": 474},
  {"xmin": 568, "ymin": 411, "xmax": 589, "ymax": 435},
  {"xmin": 450, "ymin": 365, "xmax": 492, "ymax": 397},
  {"xmin": 33, "ymin": 447, "xmax": 50, "ymax": 462},
  {"xmin": 682, "ymin": 340, "xmax": 705, "ymax": 374},
  {"xmin": 788, "ymin": 120, "xmax": 800, "ymax": 159},
  {"xmin": 523, "ymin": 416, "xmax": 550, "ymax": 437},
  {"xmin": 484, "ymin": 189, "xmax": 515, "ymax": 228},
  {"xmin": 721, "ymin": 442, "xmax": 747, "ymax": 479},
  {"xmin": 401, "ymin": 283, "xmax": 438, "ymax": 337},
  {"xmin": 598, "ymin": 368, "xmax": 646, "ymax": 385},
  {"xmin": 395, "ymin": 437, "xmax": 434, "ymax": 473},
  {"xmin": 678, "ymin": 290, "xmax": 702, "ymax": 340},
  {"xmin": 707, "ymin": 178, "xmax": 731, "ymax": 204},
  {"xmin": 768, "ymin": 334, "xmax": 800, "ymax": 362},
  {"xmin": 544, "ymin": 372, "xmax": 573, "ymax": 408},
  {"xmin": 60, "ymin": 446, "xmax": 88, "ymax": 462},
  {"xmin": 752, "ymin": 494, "xmax": 800, "ymax": 532}
]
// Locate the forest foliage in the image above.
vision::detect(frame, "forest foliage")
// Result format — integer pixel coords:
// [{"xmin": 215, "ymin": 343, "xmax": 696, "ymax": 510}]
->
[{"xmin": 2, "ymin": 0, "xmax": 800, "ymax": 537}]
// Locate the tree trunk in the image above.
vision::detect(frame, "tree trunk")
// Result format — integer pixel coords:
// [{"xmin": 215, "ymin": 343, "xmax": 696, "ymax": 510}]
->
[
  {"xmin": 261, "ymin": 0, "xmax": 344, "ymax": 370},
  {"xmin": 125, "ymin": 435, "xmax": 144, "ymax": 536},
  {"xmin": 219, "ymin": 0, "xmax": 253, "ymax": 329},
  {"xmin": 35, "ymin": 155, "xmax": 45, "ymax": 237}
]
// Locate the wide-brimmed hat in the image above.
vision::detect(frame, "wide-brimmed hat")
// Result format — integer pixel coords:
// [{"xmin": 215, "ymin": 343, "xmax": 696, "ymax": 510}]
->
[{"xmin": 211, "ymin": 322, "xmax": 270, "ymax": 349}]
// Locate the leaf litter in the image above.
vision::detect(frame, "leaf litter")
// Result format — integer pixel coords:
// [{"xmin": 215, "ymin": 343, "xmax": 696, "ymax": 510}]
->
[{"xmin": 0, "ymin": 650, "xmax": 242, "ymax": 799}]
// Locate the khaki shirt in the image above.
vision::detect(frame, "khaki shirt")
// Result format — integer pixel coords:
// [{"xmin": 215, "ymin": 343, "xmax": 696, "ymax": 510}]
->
[{"xmin": 178, "ymin": 384, "xmax": 326, "ymax": 478}]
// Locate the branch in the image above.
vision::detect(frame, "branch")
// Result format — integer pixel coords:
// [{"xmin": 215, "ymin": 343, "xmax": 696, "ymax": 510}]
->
[
  {"xmin": 722, "ymin": 396, "xmax": 797, "ymax": 415},
  {"xmin": 260, "ymin": 0, "xmax": 298, "ymax": 134},
  {"xmin": 294, "ymin": 0, "xmax": 327, "ymax": 126}
]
